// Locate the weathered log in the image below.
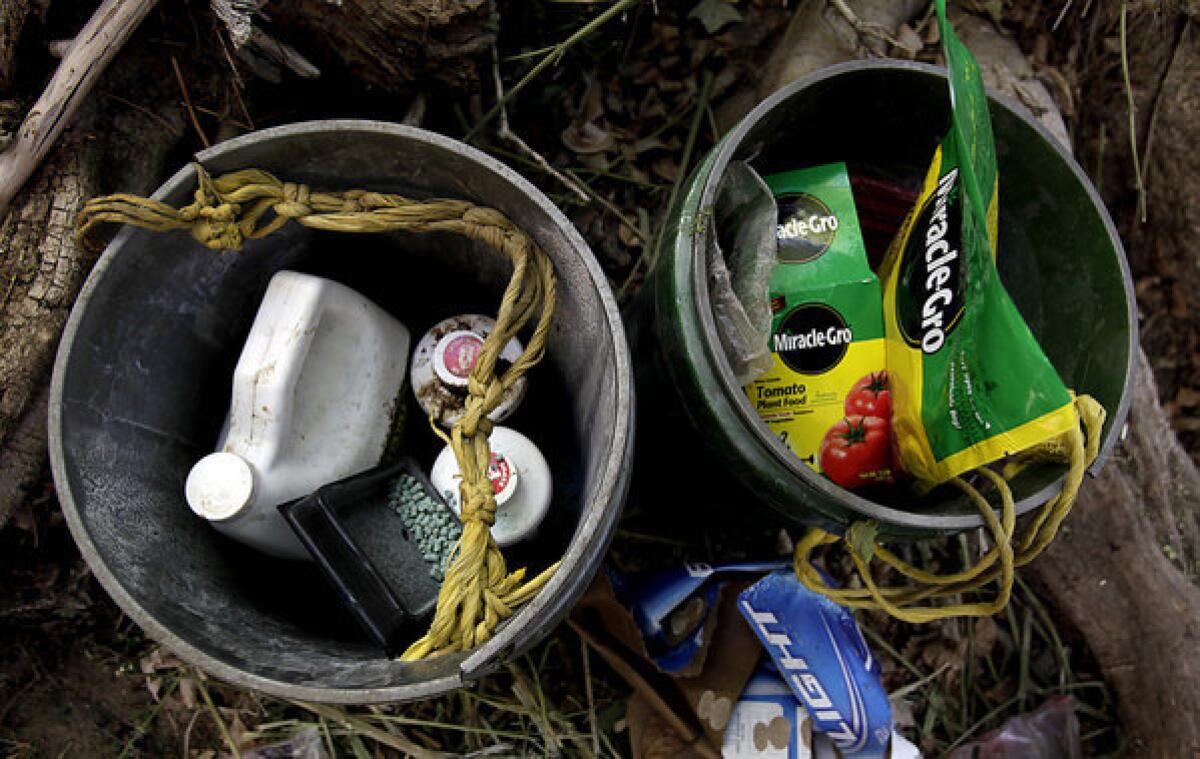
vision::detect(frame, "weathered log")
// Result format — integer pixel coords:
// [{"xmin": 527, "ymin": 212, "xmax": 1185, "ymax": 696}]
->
[
  {"xmin": 0, "ymin": 46, "xmax": 187, "ymax": 526},
  {"xmin": 1026, "ymin": 350, "xmax": 1200, "ymax": 755},
  {"xmin": 1022, "ymin": 7, "xmax": 1200, "ymax": 753},
  {"xmin": 716, "ymin": 0, "xmax": 926, "ymax": 129},
  {"xmin": 262, "ymin": 0, "xmax": 495, "ymax": 94},
  {"xmin": 1082, "ymin": 9, "xmax": 1200, "ymax": 452},
  {"xmin": 0, "ymin": 0, "xmax": 35, "ymax": 94},
  {"xmin": 0, "ymin": 0, "xmax": 159, "ymax": 215}
]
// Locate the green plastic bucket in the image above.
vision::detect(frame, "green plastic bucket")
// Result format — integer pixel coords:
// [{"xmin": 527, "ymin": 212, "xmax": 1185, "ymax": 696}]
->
[{"xmin": 651, "ymin": 61, "xmax": 1135, "ymax": 539}]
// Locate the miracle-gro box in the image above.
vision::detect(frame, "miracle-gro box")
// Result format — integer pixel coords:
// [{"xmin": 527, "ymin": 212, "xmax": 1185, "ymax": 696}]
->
[{"xmin": 745, "ymin": 163, "xmax": 888, "ymax": 481}]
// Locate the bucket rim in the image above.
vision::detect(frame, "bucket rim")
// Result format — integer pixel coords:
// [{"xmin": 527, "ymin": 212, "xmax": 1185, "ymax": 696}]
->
[
  {"xmin": 48, "ymin": 119, "xmax": 634, "ymax": 702},
  {"xmin": 688, "ymin": 60, "xmax": 1136, "ymax": 531}
]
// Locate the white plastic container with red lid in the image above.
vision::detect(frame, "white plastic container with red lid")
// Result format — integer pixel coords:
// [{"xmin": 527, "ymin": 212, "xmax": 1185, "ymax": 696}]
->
[
  {"xmin": 429, "ymin": 426, "xmax": 551, "ymax": 547},
  {"xmin": 410, "ymin": 314, "xmax": 527, "ymax": 426}
]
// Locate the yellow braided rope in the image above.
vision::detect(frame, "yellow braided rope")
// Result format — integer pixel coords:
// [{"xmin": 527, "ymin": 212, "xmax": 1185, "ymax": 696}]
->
[
  {"xmin": 76, "ymin": 164, "xmax": 561, "ymax": 659},
  {"xmin": 794, "ymin": 394, "xmax": 1106, "ymax": 623}
]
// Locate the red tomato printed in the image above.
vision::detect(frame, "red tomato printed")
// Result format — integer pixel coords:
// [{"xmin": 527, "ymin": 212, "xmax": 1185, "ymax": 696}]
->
[
  {"xmin": 819, "ymin": 415, "xmax": 893, "ymax": 489},
  {"xmin": 845, "ymin": 371, "xmax": 892, "ymax": 419}
]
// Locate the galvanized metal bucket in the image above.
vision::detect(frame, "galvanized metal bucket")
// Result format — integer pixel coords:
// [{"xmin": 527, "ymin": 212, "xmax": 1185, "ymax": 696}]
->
[
  {"xmin": 651, "ymin": 61, "xmax": 1135, "ymax": 538},
  {"xmin": 49, "ymin": 120, "xmax": 634, "ymax": 702}
]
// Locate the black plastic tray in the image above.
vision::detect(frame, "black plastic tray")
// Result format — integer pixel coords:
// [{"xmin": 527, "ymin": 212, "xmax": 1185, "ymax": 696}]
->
[{"xmin": 279, "ymin": 458, "xmax": 452, "ymax": 655}]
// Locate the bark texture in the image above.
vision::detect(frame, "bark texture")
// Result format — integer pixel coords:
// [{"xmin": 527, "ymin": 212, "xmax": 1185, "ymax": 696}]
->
[
  {"xmin": 1026, "ymin": 350, "xmax": 1200, "ymax": 755},
  {"xmin": 1028, "ymin": 10, "xmax": 1200, "ymax": 752},
  {"xmin": 0, "ymin": 0, "xmax": 34, "ymax": 93},
  {"xmin": 0, "ymin": 51, "xmax": 186, "ymax": 525},
  {"xmin": 0, "ymin": 0, "xmax": 159, "ymax": 215},
  {"xmin": 264, "ymin": 0, "xmax": 495, "ymax": 94},
  {"xmin": 1097, "ymin": 12, "xmax": 1200, "ymax": 448},
  {"xmin": 716, "ymin": 0, "xmax": 926, "ymax": 129}
]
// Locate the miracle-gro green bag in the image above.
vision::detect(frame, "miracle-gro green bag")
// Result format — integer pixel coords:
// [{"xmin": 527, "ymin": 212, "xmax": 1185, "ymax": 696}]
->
[
  {"xmin": 792, "ymin": 0, "xmax": 1106, "ymax": 624},
  {"xmin": 878, "ymin": 5, "xmax": 1076, "ymax": 484}
]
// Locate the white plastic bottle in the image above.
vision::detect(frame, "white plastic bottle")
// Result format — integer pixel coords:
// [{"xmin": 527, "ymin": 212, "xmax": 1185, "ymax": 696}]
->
[
  {"xmin": 185, "ymin": 271, "xmax": 410, "ymax": 560},
  {"xmin": 429, "ymin": 426, "xmax": 551, "ymax": 547}
]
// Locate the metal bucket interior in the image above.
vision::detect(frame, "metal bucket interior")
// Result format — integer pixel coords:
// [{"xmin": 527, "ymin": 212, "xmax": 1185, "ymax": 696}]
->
[
  {"xmin": 49, "ymin": 121, "xmax": 633, "ymax": 702},
  {"xmin": 685, "ymin": 62, "xmax": 1135, "ymax": 532}
]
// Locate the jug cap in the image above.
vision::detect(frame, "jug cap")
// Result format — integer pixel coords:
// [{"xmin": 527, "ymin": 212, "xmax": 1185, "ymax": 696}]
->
[
  {"xmin": 411, "ymin": 315, "xmax": 528, "ymax": 427},
  {"xmin": 432, "ymin": 330, "xmax": 485, "ymax": 388},
  {"xmin": 186, "ymin": 451, "xmax": 255, "ymax": 521},
  {"xmin": 486, "ymin": 451, "xmax": 520, "ymax": 506}
]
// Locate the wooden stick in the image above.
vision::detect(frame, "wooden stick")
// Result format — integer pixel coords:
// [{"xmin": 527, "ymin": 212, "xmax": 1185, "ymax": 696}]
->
[{"xmin": 0, "ymin": 0, "xmax": 158, "ymax": 216}]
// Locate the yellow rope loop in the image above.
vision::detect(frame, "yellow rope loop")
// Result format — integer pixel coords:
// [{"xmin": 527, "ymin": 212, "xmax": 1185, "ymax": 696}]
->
[
  {"xmin": 460, "ymin": 205, "xmax": 512, "ymax": 230},
  {"xmin": 338, "ymin": 189, "xmax": 369, "ymax": 213},
  {"xmin": 458, "ymin": 480, "xmax": 498, "ymax": 527},
  {"xmin": 275, "ymin": 182, "xmax": 313, "ymax": 219},
  {"xmin": 794, "ymin": 394, "xmax": 1104, "ymax": 623},
  {"xmin": 189, "ymin": 203, "xmax": 244, "ymax": 250},
  {"xmin": 72, "ymin": 164, "xmax": 563, "ymax": 661},
  {"xmin": 465, "ymin": 376, "xmax": 508, "ymax": 420}
]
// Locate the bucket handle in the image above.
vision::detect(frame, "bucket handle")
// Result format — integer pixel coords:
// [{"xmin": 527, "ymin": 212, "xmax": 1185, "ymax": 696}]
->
[{"xmin": 793, "ymin": 394, "xmax": 1105, "ymax": 623}]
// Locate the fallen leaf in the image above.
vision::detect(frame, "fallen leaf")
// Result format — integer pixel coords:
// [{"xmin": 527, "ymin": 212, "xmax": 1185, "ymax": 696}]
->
[
  {"xmin": 973, "ymin": 616, "xmax": 999, "ymax": 660},
  {"xmin": 632, "ymin": 135, "xmax": 669, "ymax": 154},
  {"xmin": 846, "ymin": 520, "xmax": 879, "ymax": 565},
  {"xmin": 776, "ymin": 529, "xmax": 794, "ymax": 556},
  {"xmin": 890, "ymin": 695, "xmax": 916, "ymax": 728},
  {"xmin": 1175, "ymin": 417, "xmax": 1200, "ymax": 432},
  {"xmin": 689, "ymin": 0, "xmax": 743, "ymax": 35},
  {"xmin": 1175, "ymin": 387, "xmax": 1200, "ymax": 408},
  {"xmin": 578, "ymin": 75, "xmax": 605, "ymax": 124},
  {"xmin": 9, "ymin": 501, "xmax": 37, "ymax": 537},
  {"xmin": 978, "ymin": 0, "xmax": 1004, "ymax": 26},
  {"xmin": 651, "ymin": 157, "xmax": 679, "ymax": 183},
  {"xmin": 920, "ymin": 16, "xmax": 941, "ymax": 45},
  {"xmin": 562, "ymin": 121, "xmax": 614, "ymax": 155},
  {"xmin": 1033, "ymin": 33, "xmax": 1052, "ymax": 64},
  {"xmin": 618, "ymin": 223, "xmax": 642, "ymax": 248},
  {"xmin": 893, "ymin": 23, "xmax": 924, "ymax": 59},
  {"xmin": 920, "ymin": 638, "xmax": 965, "ymax": 685},
  {"xmin": 985, "ymin": 675, "xmax": 1018, "ymax": 704},
  {"xmin": 179, "ymin": 677, "xmax": 197, "ymax": 709}
]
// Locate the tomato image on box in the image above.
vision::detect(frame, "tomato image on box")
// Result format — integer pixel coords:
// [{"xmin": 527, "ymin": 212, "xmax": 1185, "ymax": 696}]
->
[{"xmin": 745, "ymin": 163, "xmax": 892, "ymax": 489}]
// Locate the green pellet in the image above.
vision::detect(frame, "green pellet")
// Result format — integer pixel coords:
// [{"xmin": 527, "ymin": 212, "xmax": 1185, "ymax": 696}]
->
[{"xmin": 386, "ymin": 471, "xmax": 463, "ymax": 578}]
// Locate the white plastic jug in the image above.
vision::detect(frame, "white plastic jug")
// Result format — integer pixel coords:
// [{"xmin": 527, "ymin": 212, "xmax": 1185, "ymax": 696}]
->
[{"xmin": 185, "ymin": 271, "xmax": 410, "ymax": 560}]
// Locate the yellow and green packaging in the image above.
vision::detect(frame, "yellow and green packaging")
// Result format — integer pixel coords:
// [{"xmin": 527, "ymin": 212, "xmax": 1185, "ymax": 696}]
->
[
  {"xmin": 745, "ymin": 162, "xmax": 889, "ymax": 479},
  {"xmin": 878, "ymin": 0, "xmax": 1077, "ymax": 485}
]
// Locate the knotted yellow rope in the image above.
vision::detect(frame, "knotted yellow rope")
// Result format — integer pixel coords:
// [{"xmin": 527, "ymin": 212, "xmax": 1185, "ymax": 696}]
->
[
  {"xmin": 794, "ymin": 394, "xmax": 1106, "ymax": 623},
  {"xmin": 76, "ymin": 164, "xmax": 561, "ymax": 659}
]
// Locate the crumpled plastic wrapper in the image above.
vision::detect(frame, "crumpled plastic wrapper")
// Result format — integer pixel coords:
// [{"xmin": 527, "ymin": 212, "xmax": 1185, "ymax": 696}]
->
[
  {"xmin": 947, "ymin": 696, "xmax": 1080, "ymax": 759},
  {"xmin": 708, "ymin": 161, "xmax": 778, "ymax": 385},
  {"xmin": 242, "ymin": 726, "xmax": 330, "ymax": 759}
]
